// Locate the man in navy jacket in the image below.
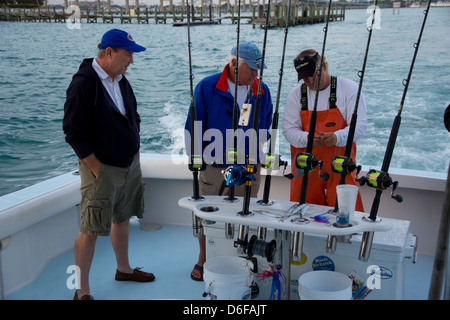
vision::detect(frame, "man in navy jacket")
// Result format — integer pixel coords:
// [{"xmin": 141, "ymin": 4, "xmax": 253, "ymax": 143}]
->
[
  {"xmin": 63, "ymin": 29, "xmax": 154, "ymax": 300},
  {"xmin": 185, "ymin": 42, "xmax": 273, "ymax": 281}
]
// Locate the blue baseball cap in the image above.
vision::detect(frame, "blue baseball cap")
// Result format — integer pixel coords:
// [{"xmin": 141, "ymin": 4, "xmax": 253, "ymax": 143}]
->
[
  {"xmin": 99, "ymin": 29, "xmax": 146, "ymax": 52},
  {"xmin": 231, "ymin": 42, "xmax": 267, "ymax": 70}
]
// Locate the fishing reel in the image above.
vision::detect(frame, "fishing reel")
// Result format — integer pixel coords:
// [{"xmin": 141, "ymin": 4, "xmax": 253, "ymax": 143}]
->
[
  {"xmin": 262, "ymin": 153, "xmax": 293, "ymax": 180},
  {"xmin": 222, "ymin": 165, "xmax": 256, "ymax": 187},
  {"xmin": 331, "ymin": 155, "xmax": 361, "ymax": 176},
  {"xmin": 247, "ymin": 235, "xmax": 276, "ymax": 263},
  {"xmin": 234, "ymin": 233, "xmax": 276, "ymax": 263},
  {"xmin": 223, "ymin": 147, "xmax": 258, "ymax": 186},
  {"xmin": 359, "ymin": 169, "xmax": 403, "ymax": 203},
  {"xmin": 295, "ymin": 152, "xmax": 329, "ymax": 181},
  {"xmin": 225, "ymin": 148, "xmax": 245, "ymax": 166},
  {"xmin": 188, "ymin": 154, "xmax": 205, "ymax": 172}
]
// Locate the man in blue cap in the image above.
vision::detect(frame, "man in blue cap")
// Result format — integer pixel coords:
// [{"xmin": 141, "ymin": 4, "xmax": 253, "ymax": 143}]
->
[
  {"xmin": 184, "ymin": 42, "xmax": 273, "ymax": 281},
  {"xmin": 63, "ymin": 29, "xmax": 153, "ymax": 300}
]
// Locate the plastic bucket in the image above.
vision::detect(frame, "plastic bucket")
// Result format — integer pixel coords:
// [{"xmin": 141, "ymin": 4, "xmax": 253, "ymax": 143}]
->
[
  {"xmin": 203, "ymin": 256, "xmax": 253, "ymax": 300},
  {"xmin": 298, "ymin": 271, "xmax": 352, "ymax": 300}
]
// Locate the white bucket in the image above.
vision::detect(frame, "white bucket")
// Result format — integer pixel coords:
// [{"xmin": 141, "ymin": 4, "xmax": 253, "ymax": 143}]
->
[
  {"xmin": 203, "ymin": 256, "xmax": 254, "ymax": 300},
  {"xmin": 298, "ymin": 271, "xmax": 352, "ymax": 300}
]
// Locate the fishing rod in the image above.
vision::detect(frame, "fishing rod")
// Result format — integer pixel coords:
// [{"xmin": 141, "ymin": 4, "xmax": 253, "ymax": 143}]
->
[
  {"xmin": 295, "ymin": 0, "xmax": 333, "ymax": 209},
  {"xmin": 223, "ymin": 0, "xmax": 242, "ymax": 203},
  {"xmin": 258, "ymin": 0, "xmax": 294, "ymax": 206},
  {"xmin": 220, "ymin": 0, "xmax": 243, "ymax": 244},
  {"xmin": 186, "ymin": 0, "xmax": 206, "ymax": 239},
  {"xmin": 227, "ymin": 0, "xmax": 271, "ymax": 258},
  {"xmin": 330, "ymin": 0, "xmax": 379, "ymax": 212},
  {"xmin": 186, "ymin": 0, "xmax": 205, "ymax": 202},
  {"xmin": 222, "ymin": 0, "xmax": 272, "ymax": 214},
  {"xmin": 358, "ymin": 0, "xmax": 432, "ymax": 261},
  {"xmin": 290, "ymin": 0, "xmax": 333, "ymax": 263},
  {"xmin": 325, "ymin": 1, "xmax": 379, "ymax": 253},
  {"xmin": 238, "ymin": 0, "xmax": 271, "ymax": 217}
]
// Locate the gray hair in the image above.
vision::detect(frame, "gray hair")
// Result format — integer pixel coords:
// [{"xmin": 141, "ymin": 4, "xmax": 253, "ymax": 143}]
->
[
  {"xmin": 228, "ymin": 55, "xmax": 248, "ymax": 67},
  {"xmin": 97, "ymin": 43, "xmax": 120, "ymax": 58}
]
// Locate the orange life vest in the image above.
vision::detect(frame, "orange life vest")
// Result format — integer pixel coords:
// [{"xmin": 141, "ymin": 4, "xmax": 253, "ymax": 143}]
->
[{"xmin": 290, "ymin": 79, "xmax": 364, "ymax": 212}]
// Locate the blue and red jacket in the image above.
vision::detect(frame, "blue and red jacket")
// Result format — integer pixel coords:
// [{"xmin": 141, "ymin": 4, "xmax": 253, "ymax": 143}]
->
[{"xmin": 185, "ymin": 65, "xmax": 273, "ymax": 167}]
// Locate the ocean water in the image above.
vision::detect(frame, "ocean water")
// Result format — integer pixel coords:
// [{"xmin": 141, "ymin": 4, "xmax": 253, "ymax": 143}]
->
[{"xmin": 0, "ymin": 7, "xmax": 449, "ymax": 197}]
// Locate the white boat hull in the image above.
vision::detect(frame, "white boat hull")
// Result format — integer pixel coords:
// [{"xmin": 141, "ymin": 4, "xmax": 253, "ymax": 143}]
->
[{"xmin": 0, "ymin": 153, "xmax": 447, "ymax": 298}]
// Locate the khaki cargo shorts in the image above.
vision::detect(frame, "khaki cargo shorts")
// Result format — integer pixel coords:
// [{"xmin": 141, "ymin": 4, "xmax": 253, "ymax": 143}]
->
[{"xmin": 78, "ymin": 154, "xmax": 144, "ymax": 236}]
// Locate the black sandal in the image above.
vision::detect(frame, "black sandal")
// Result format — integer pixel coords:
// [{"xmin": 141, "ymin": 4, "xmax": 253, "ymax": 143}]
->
[{"xmin": 191, "ymin": 264, "xmax": 204, "ymax": 281}]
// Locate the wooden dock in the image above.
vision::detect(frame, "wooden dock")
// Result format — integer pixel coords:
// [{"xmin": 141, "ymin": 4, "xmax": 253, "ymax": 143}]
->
[
  {"xmin": 0, "ymin": 2, "xmax": 345, "ymax": 28},
  {"xmin": 250, "ymin": 3, "xmax": 345, "ymax": 28}
]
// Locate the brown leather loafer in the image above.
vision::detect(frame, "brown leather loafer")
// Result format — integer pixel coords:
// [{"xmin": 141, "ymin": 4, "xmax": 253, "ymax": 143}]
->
[
  {"xmin": 73, "ymin": 291, "xmax": 94, "ymax": 300},
  {"xmin": 115, "ymin": 267, "xmax": 155, "ymax": 282}
]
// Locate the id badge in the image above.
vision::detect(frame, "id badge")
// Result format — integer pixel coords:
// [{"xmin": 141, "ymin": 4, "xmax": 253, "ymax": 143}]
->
[{"xmin": 238, "ymin": 103, "xmax": 252, "ymax": 126}]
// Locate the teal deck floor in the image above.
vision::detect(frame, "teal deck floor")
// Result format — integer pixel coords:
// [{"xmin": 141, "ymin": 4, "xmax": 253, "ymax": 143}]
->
[{"xmin": 5, "ymin": 221, "xmax": 437, "ymax": 300}]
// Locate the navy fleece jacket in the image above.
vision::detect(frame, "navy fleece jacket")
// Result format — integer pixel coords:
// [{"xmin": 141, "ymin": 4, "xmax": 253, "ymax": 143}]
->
[{"xmin": 63, "ymin": 58, "xmax": 141, "ymax": 168}]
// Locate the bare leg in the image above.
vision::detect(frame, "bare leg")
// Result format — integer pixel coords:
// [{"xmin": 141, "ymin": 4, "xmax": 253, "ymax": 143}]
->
[
  {"xmin": 191, "ymin": 235, "xmax": 206, "ymax": 280},
  {"xmin": 74, "ymin": 232, "xmax": 97, "ymax": 297},
  {"xmin": 111, "ymin": 219, "xmax": 134, "ymax": 274}
]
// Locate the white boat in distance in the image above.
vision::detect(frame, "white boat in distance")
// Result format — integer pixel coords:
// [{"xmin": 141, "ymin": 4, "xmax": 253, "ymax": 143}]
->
[{"xmin": 0, "ymin": 153, "xmax": 448, "ymax": 300}]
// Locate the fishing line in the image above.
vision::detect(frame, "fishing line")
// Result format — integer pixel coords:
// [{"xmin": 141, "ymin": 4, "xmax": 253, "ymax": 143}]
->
[
  {"xmin": 186, "ymin": 0, "xmax": 205, "ymax": 201},
  {"xmin": 330, "ymin": 0, "xmax": 379, "ymax": 212},
  {"xmin": 258, "ymin": 0, "xmax": 293, "ymax": 206},
  {"xmin": 296, "ymin": 0, "xmax": 333, "ymax": 206}
]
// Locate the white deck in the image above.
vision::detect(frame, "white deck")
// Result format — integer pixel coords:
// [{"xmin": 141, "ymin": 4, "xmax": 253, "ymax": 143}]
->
[
  {"xmin": 1, "ymin": 153, "xmax": 447, "ymax": 300},
  {"xmin": 4, "ymin": 220, "xmax": 436, "ymax": 300}
]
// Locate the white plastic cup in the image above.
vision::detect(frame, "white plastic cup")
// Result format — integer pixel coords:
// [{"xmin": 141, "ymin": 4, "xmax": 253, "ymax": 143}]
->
[{"xmin": 336, "ymin": 184, "xmax": 359, "ymax": 220}]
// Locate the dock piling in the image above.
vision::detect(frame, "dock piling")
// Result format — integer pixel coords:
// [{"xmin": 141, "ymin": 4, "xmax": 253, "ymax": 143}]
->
[{"xmin": 0, "ymin": 2, "xmax": 345, "ymax": 27}]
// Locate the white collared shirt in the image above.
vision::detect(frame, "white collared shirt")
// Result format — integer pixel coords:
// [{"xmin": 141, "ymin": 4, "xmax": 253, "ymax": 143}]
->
[
  {"xmin": 92, "ymin": 58, "xmax": 126, "ymax": 115},
  {"xmin": 227, "ymin": 78, "xmax": 252, "ymax": 111},
  {"xmin": 282, "ymin": 77, "xmax": 368, "ymax": 147}
]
